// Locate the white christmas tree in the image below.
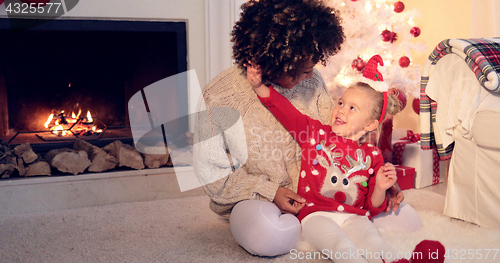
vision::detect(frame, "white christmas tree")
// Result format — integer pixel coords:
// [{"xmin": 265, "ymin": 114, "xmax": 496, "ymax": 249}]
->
[{"xmin": 319, "ymin": 0, "xmax": 427, "ymax": 101}]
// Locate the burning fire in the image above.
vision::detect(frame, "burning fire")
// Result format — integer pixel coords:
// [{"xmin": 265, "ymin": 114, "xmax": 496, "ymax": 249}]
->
[{"xmin": 44, "ymin": 109, "xmax": 103, "ymax": 136}]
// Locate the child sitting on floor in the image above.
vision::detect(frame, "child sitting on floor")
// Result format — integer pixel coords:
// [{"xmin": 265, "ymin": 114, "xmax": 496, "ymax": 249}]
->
[{"xmin": 246, "ymin": 56, "xmax": 445, "ymax": 263}]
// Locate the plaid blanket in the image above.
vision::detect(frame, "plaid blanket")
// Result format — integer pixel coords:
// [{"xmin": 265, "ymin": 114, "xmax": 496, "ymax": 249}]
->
[{"xmin": 420, "ymin": 38, "xmax": 500, "ymax": 160}]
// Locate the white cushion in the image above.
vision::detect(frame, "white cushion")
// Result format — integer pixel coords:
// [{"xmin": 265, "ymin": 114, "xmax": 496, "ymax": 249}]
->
[{"xmin": 472, "ymin": 111, "xmax": 500, "ymax": 149}]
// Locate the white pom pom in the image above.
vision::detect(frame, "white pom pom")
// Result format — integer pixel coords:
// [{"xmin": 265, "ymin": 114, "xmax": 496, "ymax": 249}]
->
[{"xmin": 355, "ymin": 77, "xmax": 389, "ymax": 92}]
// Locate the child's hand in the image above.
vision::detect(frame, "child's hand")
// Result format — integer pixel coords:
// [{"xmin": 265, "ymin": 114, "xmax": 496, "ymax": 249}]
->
[
  {"xmin": 375, "ymin": 163, "xmax": 397, "ymax": 191},
  {"xmin": 245, "ymin": 62, "xmax": 270, "ymax": 97},
  {"xmin": 244, "ymin": 62, "xmax": 263, "ymax": 88}
]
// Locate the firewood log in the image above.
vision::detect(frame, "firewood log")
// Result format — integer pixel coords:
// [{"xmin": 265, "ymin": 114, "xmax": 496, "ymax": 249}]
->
[
  {"xmin": 13, "ymin": 142, "xmax": 38, "ymax": 164},
  {"xmin": 25, "ymin": 159, "xmax": 51, "ymax": 176},
  {"xmin": 17, "ymin": 157, "xmax": 26, "ymax": 176},
  {"xmin": 44, "ymin": 148, "xmax": 91, "ymax": 175},
  {"xmin": 0, "ymin": 139, "xmax": 16, "ymax": 178},
  {"xmin": 73, "ymin": 139, "xmax": 118, "ymax": 172},
  {"xmin": 135, "ymin": 141, "xmax": 169, "ymax": 169},
  {"xmin": 102, "ymin": 140, "xmax": 144, "ymax": 170}
]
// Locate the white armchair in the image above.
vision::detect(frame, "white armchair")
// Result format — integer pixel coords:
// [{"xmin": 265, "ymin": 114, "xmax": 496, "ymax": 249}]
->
[{"xmin": 420, "ymin": 38, "xmax": 500, "ymax": 229}]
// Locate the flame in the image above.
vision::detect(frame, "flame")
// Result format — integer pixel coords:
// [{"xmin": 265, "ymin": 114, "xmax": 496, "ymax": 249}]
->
[
  {"xmin": 44, "ymin": 114, "xmax": 54, "ymax": 128},
  {"xmin": 44, "ymin": 108, "xmax": 101, "ymax": 137},
  {"xmin": 52, "ymin": 125, "xmax": 69, "ymax": 136},
  {"xmin": 87, "ymin": 111, "xmax": 93, "ymax": 123}
]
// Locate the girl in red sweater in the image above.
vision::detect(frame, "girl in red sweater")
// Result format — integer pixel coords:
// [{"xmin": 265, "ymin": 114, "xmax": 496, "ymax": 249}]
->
[{"xmin": 248, "ymin": 62, "xmax": 444, "ymax": 263}]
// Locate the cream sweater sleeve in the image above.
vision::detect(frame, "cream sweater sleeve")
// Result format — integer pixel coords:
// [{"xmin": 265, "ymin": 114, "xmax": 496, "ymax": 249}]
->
[
  {"xmin": 193, "ymin": 66, "xmax": 332, "ymax": 215},
  {"xmin": 193, "ymin": 82, "xmax": 280, "ymax": 216}
]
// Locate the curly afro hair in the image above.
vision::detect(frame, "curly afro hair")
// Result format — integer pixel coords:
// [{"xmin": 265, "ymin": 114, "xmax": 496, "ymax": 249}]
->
[{"xmin": 231, "ymin": 0, "xmax": 345, "ymax": 82}]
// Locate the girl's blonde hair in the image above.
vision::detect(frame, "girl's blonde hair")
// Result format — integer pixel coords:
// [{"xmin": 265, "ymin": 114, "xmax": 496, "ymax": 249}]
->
[{"xmin": 351, "ymin": 82, "xmax": 402, "ymax": 143}]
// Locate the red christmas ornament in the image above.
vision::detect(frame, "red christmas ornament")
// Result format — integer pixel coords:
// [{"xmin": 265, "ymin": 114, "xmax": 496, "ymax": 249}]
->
[
  {"xmin": 381, "ymin": 30, "xmax": 397, "ymax": 43},
  {"xmin": 412, "ymin": 98, "xmax": 420, "ymax": 115},
  {"xmin": 410, "ymin": 26, "xmax": 421, "ymax": 37},
  {"xmin": 390, "ymin": 32, "xmax": 398, "ymax": 43},
  {"xmin": 388, "ymin": 88, "xmax": 407, "ymax": 111},
  {"xmin": 0, "ymin": 0, "xmax": 4, "ymax": 6},
  {"xmin": 393, "ymin": 1, "xmax": 405, "ymax": 13},
  {"xmin": 381, "ymin": 29, "xmax": 393, "ymax": 42},
  {"xmin": 351, "ymin": 57, "xmax": 366, "ymax": 72},
  {"xmin": 20, "ymin": 0, "xmax": 50, "ymax": 6},
  {"xmin": 399, "ymin": 56, "xmax": 411, "ymax": 67}
]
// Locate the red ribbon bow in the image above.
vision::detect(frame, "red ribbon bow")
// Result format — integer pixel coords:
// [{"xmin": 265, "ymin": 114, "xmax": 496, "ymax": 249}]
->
[{"xmin": 400, "ymin": 130, "xmax": 420, "ymax": 143}]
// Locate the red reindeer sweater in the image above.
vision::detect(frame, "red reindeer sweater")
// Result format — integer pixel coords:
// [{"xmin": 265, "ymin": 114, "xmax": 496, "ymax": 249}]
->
[{"xmin": 259, "ymin": 86, "xmax": 387, "ymax": 221}]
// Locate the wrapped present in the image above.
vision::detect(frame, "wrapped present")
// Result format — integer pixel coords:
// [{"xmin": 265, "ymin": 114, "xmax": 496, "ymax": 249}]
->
[
  {"xmin": 395, "ymin": 165, "xmax": 415, "ymax": 190},
  {"xmin": 392, "ymin": 130, "xmax": 445, "ymax": 188}
]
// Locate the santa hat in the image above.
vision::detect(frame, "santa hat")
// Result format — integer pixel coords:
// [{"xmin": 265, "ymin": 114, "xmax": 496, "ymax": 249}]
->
[{"xmin": 359, "ymin": 54, "xmax": 389, "ymax": 92}]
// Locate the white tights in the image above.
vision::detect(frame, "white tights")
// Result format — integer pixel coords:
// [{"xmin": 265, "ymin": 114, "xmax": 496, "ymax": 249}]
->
[
  {"xmin": 302, "ymin": 214, "xmax": 398, "ymax": 262},
  {"xmin": 229, "ymin": 199, "xmax": 302, "ymax": 256},
  {"xmin": 229, "ymin": 200, "xmax": 421, "ymax": 258}
]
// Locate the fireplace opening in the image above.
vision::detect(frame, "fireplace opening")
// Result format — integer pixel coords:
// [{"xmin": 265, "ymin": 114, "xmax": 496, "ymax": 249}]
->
[
  {"xmin": 0, "ymin": 18, "xmax": 189, "ymax": 179},
  {"xmin": 0, "ymin": 18, "xmax": 188, "ymax": 152}
]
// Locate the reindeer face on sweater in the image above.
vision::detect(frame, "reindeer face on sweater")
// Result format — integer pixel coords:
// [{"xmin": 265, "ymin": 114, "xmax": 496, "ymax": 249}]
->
[{"xmin": 317, "ymin": 148, "xmax": 371, "ymax": 206}]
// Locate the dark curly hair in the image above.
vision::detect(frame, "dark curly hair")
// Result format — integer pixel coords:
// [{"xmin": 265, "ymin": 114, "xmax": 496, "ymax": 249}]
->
[{"xmin": 231, "ymin": 0, "xmax": 345, "ymax": 82}]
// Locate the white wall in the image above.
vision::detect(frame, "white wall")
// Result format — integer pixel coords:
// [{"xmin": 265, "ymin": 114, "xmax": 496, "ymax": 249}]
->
[
  {"xmin": 205, "ymin": 0, "xmax": 246, "ymax": 84},
  {"xmin": 393, "ymin": 0, "xmax": 473, "ymax": 133},
  {"xmin": 470, "ymin": 0, "xmax": 500, "ymax": 38}
]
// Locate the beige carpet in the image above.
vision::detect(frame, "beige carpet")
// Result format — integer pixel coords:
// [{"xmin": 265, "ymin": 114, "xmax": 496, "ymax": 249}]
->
[{"xmin": 0, "ymin": 188, "xmax": 499, "ymax": 262}]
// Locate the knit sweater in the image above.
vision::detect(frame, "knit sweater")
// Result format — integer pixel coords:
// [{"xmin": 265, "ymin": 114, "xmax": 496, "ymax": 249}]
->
[
  {"xmin": 259, "ymin": 86, "xmax": 387, "ymax": 221},
  {"xmin": 193, "ymin": 66, "xmax": 334, "ymax": 216}
]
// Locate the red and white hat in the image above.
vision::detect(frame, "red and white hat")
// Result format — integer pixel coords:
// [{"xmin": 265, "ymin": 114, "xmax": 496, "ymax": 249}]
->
[{"xmin": 359, "ymin": 55, "xmax": 389, "ymax": 92}]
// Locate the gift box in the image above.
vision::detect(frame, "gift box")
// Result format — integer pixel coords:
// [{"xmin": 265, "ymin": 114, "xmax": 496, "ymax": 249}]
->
[
  {"xmin": 395, "ymin": 165, "xmax": 415, "ymax": 190},
  {"xmin": 391, "ymin": 129, "xmax": 446, "ymax": 189}
]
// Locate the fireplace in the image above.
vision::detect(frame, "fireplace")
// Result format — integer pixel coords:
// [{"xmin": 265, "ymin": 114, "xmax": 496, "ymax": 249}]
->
[
  {"xmin": 0, "ymin": 0, "xmax": 245, "ymax": 215},
  {"xmin": 0, "ymin": 18, "xmax": 188, "ymax": 153}
]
